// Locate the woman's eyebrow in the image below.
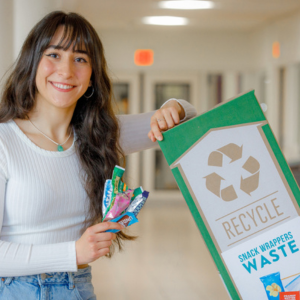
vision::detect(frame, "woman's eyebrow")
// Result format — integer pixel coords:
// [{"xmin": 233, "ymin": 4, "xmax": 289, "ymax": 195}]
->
[
  {"xmin": 46, "ymin": 45, "xmax": 63, "ymax": 50},
  {"xmin": 45, "ymin": 45, "xmax": 88, "ymax": 54},
  {"xmin": 74, "ymin": 49, "xmax": 88, "ymax": 54}
]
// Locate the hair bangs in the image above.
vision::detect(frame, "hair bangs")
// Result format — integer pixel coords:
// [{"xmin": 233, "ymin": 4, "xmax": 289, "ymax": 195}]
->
[{"xmin": 54, "ymin": 16, "xmax": 93, "ymax": 57}]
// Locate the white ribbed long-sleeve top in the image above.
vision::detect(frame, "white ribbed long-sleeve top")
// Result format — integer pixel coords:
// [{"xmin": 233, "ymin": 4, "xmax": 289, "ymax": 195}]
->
[{"xmin": 0, "ymin": 99, "xmax": 196, "ymax": 277}]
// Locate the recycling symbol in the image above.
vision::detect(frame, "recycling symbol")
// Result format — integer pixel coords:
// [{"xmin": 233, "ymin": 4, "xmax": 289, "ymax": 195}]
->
[{"xmin": 204, "ymin": 143, "xmax": 260, "ymax": 201}]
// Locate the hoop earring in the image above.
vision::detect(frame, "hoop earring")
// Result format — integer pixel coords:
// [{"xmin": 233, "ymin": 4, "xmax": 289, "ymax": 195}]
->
[{"xmin": 84, "ymin": 86, "xmax": 94, "ymax": 99}]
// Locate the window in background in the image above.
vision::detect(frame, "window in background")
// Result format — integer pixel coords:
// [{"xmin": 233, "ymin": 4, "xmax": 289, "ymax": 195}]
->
[
  {"xmin": 112, "ymin": 83, "xmax": 129, "ymax": 115},
  {"xmin": 155, "ymin": 83, "xmax": 190, "ymax": 107},
  {"xmin": 207, "ymin": 74, "xmax": 223, "ymax": 110},
  {"xmin": 154, "ymin": 83, "xmax": 190, "ymax": 190}
]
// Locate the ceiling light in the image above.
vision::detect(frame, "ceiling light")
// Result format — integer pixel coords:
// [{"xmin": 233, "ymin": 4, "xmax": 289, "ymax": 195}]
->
[
  {"xmin": 159, "ymin": 1, "xmax": 215, "ymax": 10},
  {"xmin": 142, "ymin": 16, "xmax": 188, "ymax": 26}
]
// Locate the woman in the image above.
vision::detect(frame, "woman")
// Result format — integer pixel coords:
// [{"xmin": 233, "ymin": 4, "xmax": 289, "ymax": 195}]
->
[{"xmin": 0, "ymin": 11, "xmax": 196, "ymax": 300}]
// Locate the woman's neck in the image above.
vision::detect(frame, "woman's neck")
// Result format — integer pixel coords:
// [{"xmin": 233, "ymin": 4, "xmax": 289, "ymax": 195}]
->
[{"xmin": 26, "ymin": 102, "xmax": 75, "ymax": 142}]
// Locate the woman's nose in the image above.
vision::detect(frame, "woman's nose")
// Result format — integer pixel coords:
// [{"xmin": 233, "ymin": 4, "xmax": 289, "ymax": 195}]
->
[{"xmin": 57, "ymin": 59, "xmax": 74, "ymax": 78}]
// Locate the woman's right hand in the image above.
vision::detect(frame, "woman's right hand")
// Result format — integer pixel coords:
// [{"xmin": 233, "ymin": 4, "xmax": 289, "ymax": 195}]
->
[{"xmin": 75, "ymin": 221, "xmax": 124, "ymax": 265}]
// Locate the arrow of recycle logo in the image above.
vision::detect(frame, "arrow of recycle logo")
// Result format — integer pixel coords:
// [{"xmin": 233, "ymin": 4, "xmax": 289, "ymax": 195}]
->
[{"xmin": 204, "ymin": 143, "xmax": 260, "ymax": 201}]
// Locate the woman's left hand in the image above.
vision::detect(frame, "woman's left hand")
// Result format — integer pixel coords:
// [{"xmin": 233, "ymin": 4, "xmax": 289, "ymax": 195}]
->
[{"xmin": 148, "ymin": 100, "xmax": 185, "ymax": 142}]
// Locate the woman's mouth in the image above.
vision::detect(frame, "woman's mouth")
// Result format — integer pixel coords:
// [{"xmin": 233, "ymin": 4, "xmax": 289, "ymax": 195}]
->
[{"xmin": 50, "ymin": 81, "xmax": 76, "ymax": 92}]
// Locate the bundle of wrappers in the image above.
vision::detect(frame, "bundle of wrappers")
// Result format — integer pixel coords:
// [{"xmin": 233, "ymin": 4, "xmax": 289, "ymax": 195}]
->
[{"xmin": 103, "ymin": 165, "xmax": 150, "ymax": 233}]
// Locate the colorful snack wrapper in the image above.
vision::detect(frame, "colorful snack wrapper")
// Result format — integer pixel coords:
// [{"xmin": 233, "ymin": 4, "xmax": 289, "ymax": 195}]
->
[
  {"xmin": 102, "ymin": 179, "xmax": 112, "ymax": 215},
  {"xmin": 103, "ymin": 189, "xmax": 133, "ymax": 221},
  {"xmin": 260, "ymin": 272, "xmax": 285, "ymax": 300},
  {"xmin": 105, "ymin": 212, "xmax": 138, "ymax": 233},
  {"xmin": 110, "ymin": 165, "xmax": 125, "ymax": 205},
  {"xmin": 119, "ymin": 181, "xmax": 128, "ymax": 193},
  {"xmin": 102, "ymin": 165, "xmax": 125, "ymax": 220},
  {"xmin": 126, "ymin": 191, "xmax": 149, "ymax": 217},
  {"xmin": 131, "ymin": 186, "xmax": 143, "ymax": 201},
  {"xmin": 101, "ymin": 165, "xmax": 149, "ymax": 230},
  {"xmin": 118, "ymin": 186, "xmax": 145, "ymax": 215}
]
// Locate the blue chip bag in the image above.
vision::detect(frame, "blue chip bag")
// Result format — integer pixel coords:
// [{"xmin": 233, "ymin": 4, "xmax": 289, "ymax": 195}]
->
[{"xmin": 260, "ymin": 272, "xmax": 284, "ymax": 300}]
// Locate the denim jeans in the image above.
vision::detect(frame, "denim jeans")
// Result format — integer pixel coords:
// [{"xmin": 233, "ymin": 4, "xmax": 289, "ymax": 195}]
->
[{"xmin": 0, "ymin": 265, "xmax": 97, "ymax": 300}]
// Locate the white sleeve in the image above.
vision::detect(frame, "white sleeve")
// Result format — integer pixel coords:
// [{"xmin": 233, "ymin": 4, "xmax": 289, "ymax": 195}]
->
[
  {"xmin": 118, "ymin": 99, "xmax": 197, "ymax": 155},
  {"xmin": 0, "ymin": 165, "xmax": 78, "ymax": 277}
]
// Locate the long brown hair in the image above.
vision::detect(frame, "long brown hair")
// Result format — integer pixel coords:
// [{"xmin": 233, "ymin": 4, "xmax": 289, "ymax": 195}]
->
[{"xmin": 0, "ymin": 11, "xmax": 135, "ymax": 255}]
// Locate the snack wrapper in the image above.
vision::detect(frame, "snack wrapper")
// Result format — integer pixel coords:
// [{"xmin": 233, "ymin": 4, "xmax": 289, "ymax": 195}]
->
[
  {"xmin": 103, "ymin": 189, "xmax": 133, "ymax": 221},
  {"xmin": 260, "ymin": 272, "xmax": 285, "ymax": 300},
  {"xmin": 131, "ymin": 186, "xmax": 143, "ymax": 201},
  {"xmin": 110, "ymin": 165, "xmax": 125, "ymax": 204},
  {"xmin": 119, "ymin": 181, "xmax": 128, "ymax": 193},
  {"xmin": 102, "ymin": 165, "xmax": 125, "ymax": 220},
  {"xmin": 118, "ymin": 186, "xmax": 144, "ymax": 215},
  {"xmin": 102, "ymin": 179, "xmax": 112, "ymax": 214},
  {"xmin": 102, "ymin": 165, "xmax": 149, "ymax": 231},
  {"xmin": 105, "ymin": 212, "xmax": 138, "ymax": 233},
  {"xmin": 126, "ymin": 191, "xmax": 149, "ymax": 217}
]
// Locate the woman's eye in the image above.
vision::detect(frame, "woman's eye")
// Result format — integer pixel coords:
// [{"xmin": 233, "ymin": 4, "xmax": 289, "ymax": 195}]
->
[
  {"xmin": 75, "ymin": 57, "xmax": 88, "ymax": 63},
  {"xmin": 46, "ymin": 53, "xmax": 59, "ymax": 59}
]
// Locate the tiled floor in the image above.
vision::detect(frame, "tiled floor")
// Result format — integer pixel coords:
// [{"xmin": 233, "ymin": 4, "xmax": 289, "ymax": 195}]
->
[{"xmin": 90, "ymin": 199, "xmax": 231, "ymax": 300}]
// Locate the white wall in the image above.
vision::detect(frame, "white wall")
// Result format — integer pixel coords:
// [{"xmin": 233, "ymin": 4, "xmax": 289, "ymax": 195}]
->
[
  {"xmin": 13, "ymin": 0, "xmax": 64, "ymax": 60},
  {"xmin": 100, "ymin": 29, "xmax": 261, "ymax": 122},
  {"xmin": 249, "ymin": 10, "xmax": 300, "ymax": 161},
  {"xmin": 0, "ymin": 0, "xmax": 14, "ymax": 87},
  {"xmin": 252, "ymin": 11, "xmax": 300, "ymax": 68},
  {"xmin": 100, "ymin": 28, "xmax": 255, "ymax": 72}
]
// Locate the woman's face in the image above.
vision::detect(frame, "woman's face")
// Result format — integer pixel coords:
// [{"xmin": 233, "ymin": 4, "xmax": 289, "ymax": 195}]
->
[{"xmin": 35, "ymin": 26, "xmax": 93, "ymax": 111}]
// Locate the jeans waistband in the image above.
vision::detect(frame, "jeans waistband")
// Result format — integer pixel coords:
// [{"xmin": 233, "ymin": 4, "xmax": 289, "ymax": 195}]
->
[{"xmin": 1, "ymin": 265, "xmax": 92, "ymax": 290}]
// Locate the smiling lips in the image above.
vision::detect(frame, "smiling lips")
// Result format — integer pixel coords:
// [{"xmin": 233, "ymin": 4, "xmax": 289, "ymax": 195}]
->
[{"xmin": 50, "ymin": 81, "xmax": 76, "ymax": 92}]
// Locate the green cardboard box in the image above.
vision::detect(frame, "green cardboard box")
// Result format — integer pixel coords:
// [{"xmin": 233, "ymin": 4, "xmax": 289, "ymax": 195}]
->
[{"xmin": 158, "ymin": 90, "xmax": 300, "ymax": 300}]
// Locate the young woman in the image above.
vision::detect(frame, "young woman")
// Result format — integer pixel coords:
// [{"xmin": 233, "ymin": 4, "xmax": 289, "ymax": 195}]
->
[{"xmin": 0, "ymin": 11, "xmax": 197, "ymax": 299}]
